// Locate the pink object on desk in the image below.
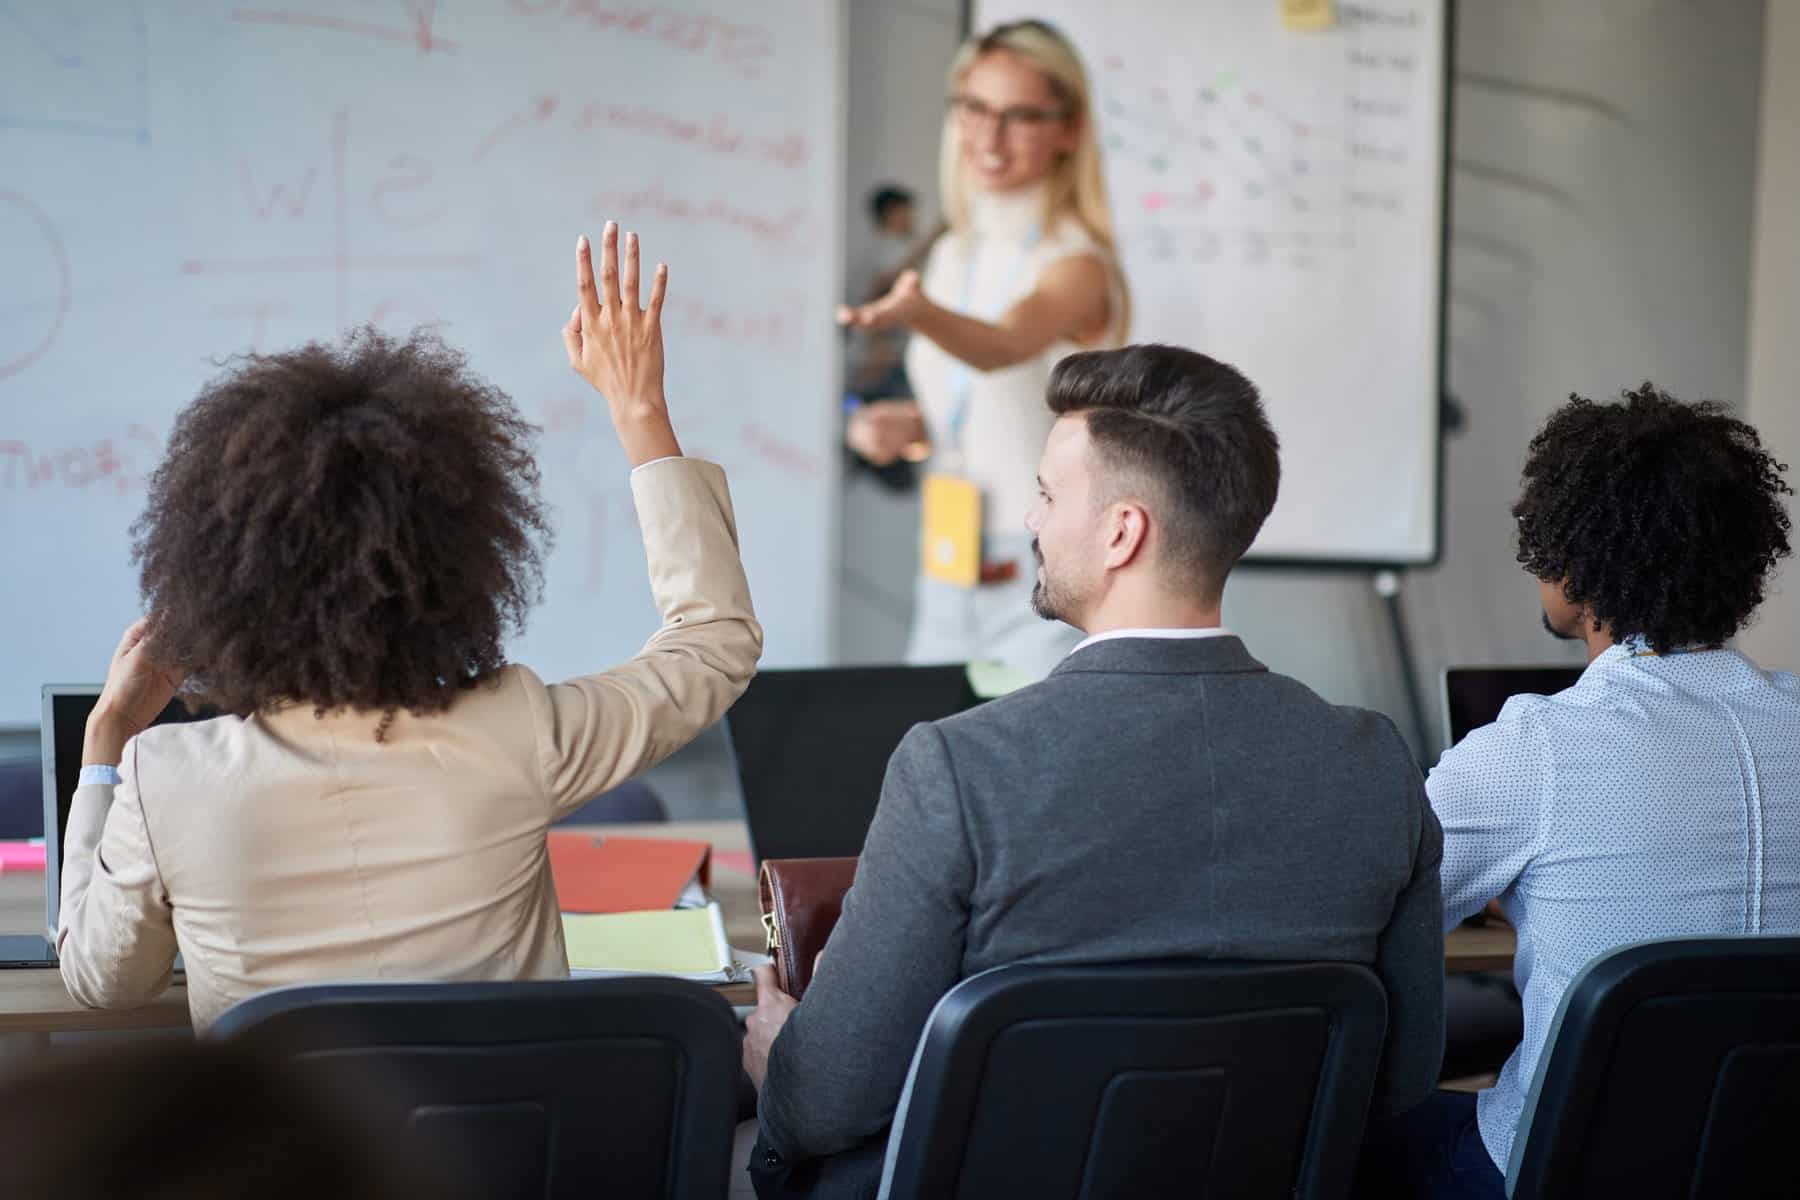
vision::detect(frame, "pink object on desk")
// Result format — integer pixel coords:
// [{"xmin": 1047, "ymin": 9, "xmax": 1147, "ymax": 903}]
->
[
  {"xmin": 712, "ymin": 849, "xmax": 754, "ymax": 877},
  {"xmin": 0, "ymin": 842, "xmax": 47, "ymax": 873}
]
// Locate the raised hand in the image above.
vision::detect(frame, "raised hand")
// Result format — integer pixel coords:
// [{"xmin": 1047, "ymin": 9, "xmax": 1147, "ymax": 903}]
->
[
  {"xmin": 562, "ymin": 222, "xmax": 682, "ymax": 467},
  {"xmin": 84, "ymin": 618, "xmax": 185, "ymax": 766},
  {"xmin": 837, "ymin": 268, "xmax": 925, "ymax": 332}
]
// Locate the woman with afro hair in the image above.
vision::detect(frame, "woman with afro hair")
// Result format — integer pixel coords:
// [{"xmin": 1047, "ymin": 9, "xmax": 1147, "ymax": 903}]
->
[
  {"xmin": 58, "ymin": 225, "xmax": 763, "ymax": 1030},
  {"xmin": 1359, "ymin": 384, "xmax": 1800, "ymax": 1200}
]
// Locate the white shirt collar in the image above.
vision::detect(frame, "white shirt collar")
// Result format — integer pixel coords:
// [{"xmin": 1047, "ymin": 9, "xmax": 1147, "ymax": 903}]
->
[{"xmin": 1068, "ymin": 626, "xmax": 1235, "ymax": 657}]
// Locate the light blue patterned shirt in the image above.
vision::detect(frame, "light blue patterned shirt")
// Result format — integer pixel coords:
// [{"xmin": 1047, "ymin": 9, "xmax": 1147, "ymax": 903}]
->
[{"xmin": 1428, "ymin": 642, "xmax": 1800, "ymax": 1173}]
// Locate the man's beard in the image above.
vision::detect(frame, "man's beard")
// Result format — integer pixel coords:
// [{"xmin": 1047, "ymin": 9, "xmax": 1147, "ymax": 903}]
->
[
  {"xmin": 1541, "ymin": 610, "xmax": 1579, "ymax": 641},
  {"xmin": 1030, "ymin": 538, "xmax": 1066, "ymax": 622}
]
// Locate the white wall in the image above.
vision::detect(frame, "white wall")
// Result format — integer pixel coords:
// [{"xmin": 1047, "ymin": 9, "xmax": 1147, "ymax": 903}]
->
[{"xmin": 1740, "ymin": 0, "xmax": 1800, "ymax": 669}]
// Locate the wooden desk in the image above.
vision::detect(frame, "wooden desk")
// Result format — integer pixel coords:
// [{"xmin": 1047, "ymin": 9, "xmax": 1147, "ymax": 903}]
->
[{"xmin": 0, "ymin": 818, "xmax": 1514, "ymax": 1034}]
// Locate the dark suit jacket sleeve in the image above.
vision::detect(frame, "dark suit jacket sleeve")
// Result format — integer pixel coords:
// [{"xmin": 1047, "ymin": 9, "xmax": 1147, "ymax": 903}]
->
[
  {"xmin": 758, "ymin": 722, "xmax": 976, "ymax": 1161},
  {"xmin": 1370, "ymin": 766, "xmax": 1447, "ymax": 1116}
]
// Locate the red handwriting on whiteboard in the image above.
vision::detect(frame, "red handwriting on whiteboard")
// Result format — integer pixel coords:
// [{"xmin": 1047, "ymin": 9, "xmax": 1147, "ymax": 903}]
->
[
  {"xmin": 230, "ymin": 2, "xmax": 457, "ymax": 54},
  {"xmin": 0, "ymin": 425, "xmax": 162, "ymax": 495},
  {"xmin": 183, "ymin": 110, "xmax": 479, "ymax": 337},
  {"xmin": 507, "ymin": 2, "xmax": 773, "ymax": 78},
  {"xmin": 472, "ymin": 96, "xmax": 560, "ymax": 163},
  {"xmin": 575, "ymin": 103, "xmax": 809, "ymax": 170},
  {"xmin": 239, "ymin": 161, "xmax": 317, "ymax": 220},
  {"xmin": 666, "ymin": 296, "xmax": 804, "ymax": 351},
  {"xmin": 473, "ymin": 94, "xmax": 809, "ymax": 170},
  {"xmin": 739, "ymin": 423, "xmax": 824, "ymax": 479},
  {"xmin": 0, "ymin": 192, "xmax": 71, "ymax": 382},
  {"xmin": 369, "ymin": 156, "xmax": 447, "ymax": 231},
  {"xmin": 209, "ymin": 300, "xmax": 291, "ymax": 352},
  {"xmin": 590, "ymin": 184, "xmax": 811, "ymax": 253}
]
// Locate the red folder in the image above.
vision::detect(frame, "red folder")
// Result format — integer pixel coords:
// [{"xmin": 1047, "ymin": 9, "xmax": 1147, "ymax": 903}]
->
[{"xmin": 547, "ymin": 831, "xmax": 713, "ymax": 914}]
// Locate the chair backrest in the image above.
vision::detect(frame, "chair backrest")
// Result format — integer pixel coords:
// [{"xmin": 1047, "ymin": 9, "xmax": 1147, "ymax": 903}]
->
[
  {"xmin": 877, "ymin": 960, "xmax": 1389, "ymax": 1200},
  {"xmin": 212, "ymin": 977, "xmax": 740, "ymax": 1200},
  {"xmin": 554, "ymin": 778, "xmax": 669, "ymax": 825},
  {"xmin": 1507, "ymin": 935, "xmax": 1800, "ymax": 1200}
]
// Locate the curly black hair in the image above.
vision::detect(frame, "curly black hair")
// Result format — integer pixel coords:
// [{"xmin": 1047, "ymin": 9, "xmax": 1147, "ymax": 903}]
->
[
  {"xmin": 1512, "ymin": 383, "xmax": 1791, "ymax": 653},
  {"xmin": 134, "ymin": 328, "xmax": 551, "ymax": 720}
]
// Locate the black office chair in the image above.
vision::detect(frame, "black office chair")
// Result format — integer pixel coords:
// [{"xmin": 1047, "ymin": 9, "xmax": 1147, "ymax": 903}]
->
[
  {"xmin": 212, "ymin": 977, "xmax": 739, "ymax": 1200},
  {"xmin": 554, "ymin": 778, "xmax": 669, "ymax": 825},
  {"xmin": 876, "ymin": 960, "xmax": 1389, "ymax": 1200},
  {"xmin": 1506, "ymin": 935, "xmax": 1800, "ymax": 1200}
]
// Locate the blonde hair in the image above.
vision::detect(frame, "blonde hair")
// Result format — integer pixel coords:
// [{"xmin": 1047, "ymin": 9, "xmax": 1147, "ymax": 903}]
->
[{"xmin": 939, "ymin": 19, "xmax": 1129, "ymax": 333}]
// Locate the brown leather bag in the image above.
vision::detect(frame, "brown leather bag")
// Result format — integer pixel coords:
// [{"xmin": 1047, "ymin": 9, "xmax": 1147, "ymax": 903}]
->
[{"xmin": 757, "ymin": 856, "xmax": 859, "ymax": 1000}]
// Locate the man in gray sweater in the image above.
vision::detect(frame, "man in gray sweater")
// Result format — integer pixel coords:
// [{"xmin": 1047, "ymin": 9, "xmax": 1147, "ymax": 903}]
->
[{"xmin": 742, "ymin": 344, "xmax": 1445, "ymax": 1198}]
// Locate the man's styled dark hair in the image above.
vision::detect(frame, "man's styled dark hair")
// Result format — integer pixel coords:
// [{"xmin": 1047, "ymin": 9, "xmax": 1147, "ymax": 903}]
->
[
  {"xmin": 135, "ymin": 327, "xmax": 550, "ymax": 721},
  {"xmin": 868, "ymin": 184, "xmax": 914, "ymax": 224},
  {"xmin": 1513, "ymin": 383, "xmax": 1791, "ymax": 652},
  {"xmin": 1047, "ymin": 344, "xmax": 1280, "ymax": 591}
]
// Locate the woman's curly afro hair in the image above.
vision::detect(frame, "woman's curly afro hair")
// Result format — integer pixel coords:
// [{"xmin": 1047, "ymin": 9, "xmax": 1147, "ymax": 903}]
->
[
  {"xmin": 1512, "ymin": 383, "xmax": 1791, "ymax": 653},
  {"xmin": 135, "ymin": 328, "xmax": 551, "ymax": 718}
]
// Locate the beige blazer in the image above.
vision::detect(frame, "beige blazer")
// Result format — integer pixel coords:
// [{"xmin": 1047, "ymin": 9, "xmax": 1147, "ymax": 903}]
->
[{"xmin": 57, "ymin": 458, "xmax": 762, "ymax": 1030}]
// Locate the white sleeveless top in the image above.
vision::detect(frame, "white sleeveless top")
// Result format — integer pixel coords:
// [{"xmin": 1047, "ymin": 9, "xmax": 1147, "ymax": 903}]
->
[{"xmin": 904, "ymin": 185, "xmax": 1127, "ymax": 536}]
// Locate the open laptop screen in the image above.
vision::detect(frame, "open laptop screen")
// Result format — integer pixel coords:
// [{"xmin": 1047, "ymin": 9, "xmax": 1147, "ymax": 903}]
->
[
  {"xmin": 40, "ymin": 687, "xmax": 216, "ymax": 937},
  {"xmin": 1440, "ymin": 666, "xmax": 1584, "ymax": 749},
  {"xmin": 724, "ymin": 665, "xmax": 983, "ymax": 864}
]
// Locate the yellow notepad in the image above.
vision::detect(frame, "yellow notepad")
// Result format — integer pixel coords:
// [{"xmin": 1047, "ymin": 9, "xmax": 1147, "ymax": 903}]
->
[{"xmin": 562, "ymin": 902, "xmax": 737, "ymax": 981}]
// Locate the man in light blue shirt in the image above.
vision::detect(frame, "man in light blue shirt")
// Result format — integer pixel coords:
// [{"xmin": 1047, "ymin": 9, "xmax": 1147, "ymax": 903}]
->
[{"xmin": 1359, "ymin": 384, "xmax": 1800, "ymax": 1199}]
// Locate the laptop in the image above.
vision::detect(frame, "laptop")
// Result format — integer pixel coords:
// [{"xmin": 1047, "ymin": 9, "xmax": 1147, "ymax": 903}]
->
[
  {"xmin": 0, "ymin": 686, "xmax": 215, "ymax": 968},
  {"xmin": 724, "ymin": 665, "xmax": 985, "ymax": 864},
  {"xmin": 1439, "ymin": 665, "xmax": 1585, "ymax": 749}
]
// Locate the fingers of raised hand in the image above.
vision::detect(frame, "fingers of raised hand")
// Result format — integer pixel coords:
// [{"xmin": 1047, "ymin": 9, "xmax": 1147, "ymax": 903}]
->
[
  {"xmin": 620, "ymin": 231, "xmax": 641, "ymax": 311},
  {"xmin": 599, "ymin": 221, "xmax": 622, "ymax": 313},
  {"xmin": 646, "ymin": 262, "xmax": 667, "ymax": 324},
  {"xmin": 561, "ymin": 305, "xmax": 583, "ymax": 368},
  {"xmin": 575, "ymin": 233, "xmax": 604, "ymax": 327},
  {"xmin": 112, "ymin": 618, "xmax": 149, "ymax": 663}
]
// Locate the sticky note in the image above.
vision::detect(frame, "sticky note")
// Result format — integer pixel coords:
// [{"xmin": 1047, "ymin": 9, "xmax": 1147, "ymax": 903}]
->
[{"xmin": 1280, "ymin": 0, "xmax": 1336, "ymax": 31}]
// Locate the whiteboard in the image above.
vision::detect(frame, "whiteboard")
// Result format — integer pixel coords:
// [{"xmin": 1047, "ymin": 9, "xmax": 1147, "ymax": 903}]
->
[
  {"xmin": 977, "ymin": 0, "xmax": 1446, "ymax": 565},
  {"xmin": 0, "ymin": 1, "xmax": 844, "ymax": 727}
]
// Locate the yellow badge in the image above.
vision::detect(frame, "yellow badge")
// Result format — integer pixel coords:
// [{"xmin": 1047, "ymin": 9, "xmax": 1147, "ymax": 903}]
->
[
  {"xmin": 921, "ymin": 473, "xmax": 982, "ymax": 588},
  {"xmin": 1279, "ymin": 0, "xmax": 1336, "ymax": 31}
]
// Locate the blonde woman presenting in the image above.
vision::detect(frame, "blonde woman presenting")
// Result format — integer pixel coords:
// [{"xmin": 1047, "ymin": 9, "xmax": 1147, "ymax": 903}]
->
[{"xmin": 841, "ymin": 18, "xmax": 1128, "ymax": 680}]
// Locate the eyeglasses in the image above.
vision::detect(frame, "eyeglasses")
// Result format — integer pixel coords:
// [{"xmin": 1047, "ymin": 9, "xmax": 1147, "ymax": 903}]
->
[{"xmin": 948, "ymin": 94, "xmax": 1068, "ymax": 136}]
